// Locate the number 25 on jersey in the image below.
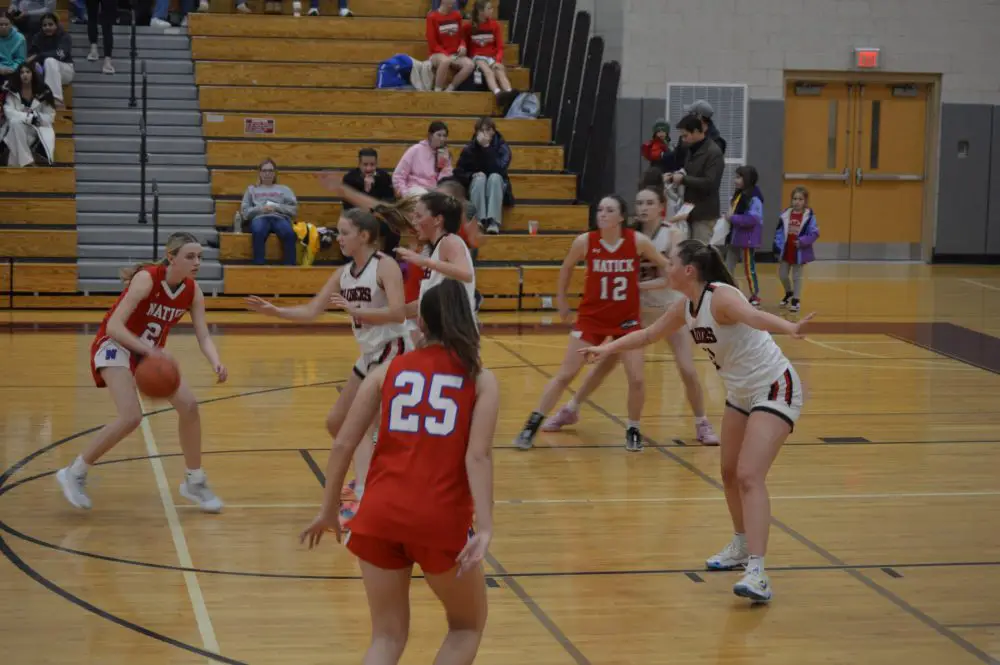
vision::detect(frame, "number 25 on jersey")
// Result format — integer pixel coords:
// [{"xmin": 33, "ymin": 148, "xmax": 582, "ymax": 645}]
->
[
  {"xmin": 388, "ymin": 371, "xmax": 464, "ymax": 436},
  {"xmin": 600, "ymin": 275, "xmax": 627, "ymax": 301}
]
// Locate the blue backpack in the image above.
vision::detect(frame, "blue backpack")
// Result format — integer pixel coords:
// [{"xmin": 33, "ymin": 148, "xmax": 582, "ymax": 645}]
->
[{"xmin": 376, "ymin": 54, "xmax": 414, "ymax": 89}]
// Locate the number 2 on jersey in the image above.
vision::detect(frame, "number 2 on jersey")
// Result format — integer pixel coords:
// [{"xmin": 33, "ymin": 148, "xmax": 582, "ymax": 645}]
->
[
  {"xmin": 140, "ymin": 322, "xmax": 163, "ymax": 346},
  {"xmin": 388, "ymin": 371, "xmax": 464, "ymax": 436},
  {"xmin": 600, "ymin": 275, "xmax": 628, "ymax": 301}
]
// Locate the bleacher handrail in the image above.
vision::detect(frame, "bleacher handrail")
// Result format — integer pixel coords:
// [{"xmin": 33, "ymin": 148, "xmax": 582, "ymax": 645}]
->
[
  {"xmin": 137, "ymin": 61, "xmax": 148, "ymax": 225},
  {"xmin": 128, "ymin": 10, "xmax": 138, "ymax": 108},
  {"xmin": 151, "ymin": 180, "xmax": 160, "ymax": 261}
]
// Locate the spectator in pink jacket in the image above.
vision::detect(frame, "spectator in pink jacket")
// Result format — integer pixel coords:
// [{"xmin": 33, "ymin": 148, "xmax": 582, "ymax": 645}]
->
[{"xmin": 392, "ymin": 121, "xmax": 453, "ymax": 198}]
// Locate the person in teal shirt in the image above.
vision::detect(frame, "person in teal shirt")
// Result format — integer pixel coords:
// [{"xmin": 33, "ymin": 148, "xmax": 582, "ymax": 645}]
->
[{"xmin": 0, "ymin": 11, "xmax": 28, "ymax": 76}]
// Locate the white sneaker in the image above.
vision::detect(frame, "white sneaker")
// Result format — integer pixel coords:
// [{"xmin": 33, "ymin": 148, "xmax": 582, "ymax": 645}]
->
[
  {"xmin": 56, "ymin": 468, "xmax": 92, "ymax": 510},
  {"xmin": 733, "ymin": 566, "xmax": 772, "ymax": 602},
  {"xmin": 339, "ymin": 7, "xmax": 353, "ymax": 16},
  {"xmin": 179, "ymin": 476, "xmax": 224, "ymax": 513},
  {"xmin": 198, "ymin": 0, "xmax": 209, "ymax": 9},
  {"xmin": 87, "ymin": 44, "xmax": 99, "ymax": 61},
  {"xmin": 307, "ymin": 7, "xmax": 319, "ymax": 14},
  {"xmin": 705, "ymin": 536, "xmax": 749, "ymax": 570},
  {"xmin": 292, "ymin": 0, "xmax": 301, "ymax": 15},
  {"xmin": 236, "ymin": 2, "xmax": 251, "ymax": 12},
  {"xmin": 150, "ymin": 17, "xmax": 172, "ymax": 28}
]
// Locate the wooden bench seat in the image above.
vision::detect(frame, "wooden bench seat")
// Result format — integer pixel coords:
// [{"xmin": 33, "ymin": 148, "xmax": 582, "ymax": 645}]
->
[
  {"xmin": 0, "ymin": 229, "xmax": 77, "ymax": 257},
  {"xmin": 202, "ymin": 113, "xmax": 551, "ymax": 143},
  {"xmin": 521, "ymin": 265, "xmax": 585, "ymax": 295},
  {"xmin": 214, "ymin": 200, "xmax": 588, "ymax": 232},
  {"xmin": 199, "ymin": 86, "xmax": 500, "ymax": 116},
  {"xmin": 207, "ymin": 0, "xmax": 430, "ymax": 17},
  {"xmin": 192, "ymin": 37, "xmax": 520, "ymax": 65},
  {"xmin": 54, "ymin": 137, "xmax": 74, "ymax": 162},
  {"xmin": 0, "ymin": 198, "xmax": 76, "ymax": 226},
  {"xmin": 219, "ymin": 231, "xmax": 576, "ymax": 263},
  {"xmin": 206, "ymin": 140, "xmax": 563, "ymax": 172},
  {"xmin": 189, "ymin": 13, "xmax": 509, "ymax": 41},
  {"xmin": 0, "ymin": 167, "xmax": 76, "ymax": 194},
  {"xmin": 212, "ymin": 169, "xmax": 576, "ymax": 200},
  {"xmin": 55, "ymin": 111, "xmax": 72, "ymax": 134},
  {"xmin": 194, "ymin": 61, "xmax": 531, "ymax": 91},
  {"xmin": 3, "ymin": 262, "xmax": 77, "ymax": 293}
]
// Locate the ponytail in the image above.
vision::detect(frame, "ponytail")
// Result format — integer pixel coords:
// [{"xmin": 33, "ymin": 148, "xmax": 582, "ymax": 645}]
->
[
  {"xmin": 420, "ymin": 190, "xmax": 463, "ymax": 234},
  {"xmin": 419, "ymin": 279, "xmax": 481, "ymax": 377},
  {"xmin": 676, "ymin": 239, "xmax": 736, "ymax": 288},
  {"xmin": 371, "ymin": 196, "xmax": 417, "ymax": 237},
  {"xmin": 120, "ymin": 231, "xmax": 201, "ymax": 285}
]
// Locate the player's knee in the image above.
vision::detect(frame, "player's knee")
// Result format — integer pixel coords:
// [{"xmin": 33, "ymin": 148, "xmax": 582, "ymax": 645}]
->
[
  {"xmin": 121, "ymin": 411, "xmax": 143, "ymax": 433},
  {"xmin": 720, "ymin": 460, "xmax": 739, "ymax": 487},
  {"xmin": 174, "ymin": 395, "xmax": 200, "ymax": 420},
  {"xmin": 371, "ymin": 630, "xmax": 408, "ymax": 656},
  {"xmin": 735, "ymin": 464, "xmax": 761, "ymax": 493}
]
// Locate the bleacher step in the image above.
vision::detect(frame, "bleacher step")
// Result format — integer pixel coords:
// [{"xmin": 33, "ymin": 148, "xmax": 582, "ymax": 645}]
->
[
  {"xmin": 80, "ymin": 259, "xmax": 222, "ymax": 281},
  {"xmin": 78, "ymin": 195, "xmax": 214, "ymax": 214},
  {"xmin": 78, "ymin": 277, "xmax": 226, "ymax": 295},
  {"xmin": 76, "ymin": 181, "xmax": 212, "ymax": 196},
  {"xmin": 77, "ymin": 165, "xmax": 208, "ymax": 183},
  {"xmin": 73, "ymin": 84, "xmax": 198, "ymax": 100},
  {"xmin": 73, "ymin": 72, "xmax": 196, "ymax": 86},
  {"xmin": 78, "ymin": 212, "xmax": 216, "ymax": 226},
  {"xmin": 77, "ymin": 244, "xmax": 220, "ymax": 261},
  {"xmin": 73, "ymin": 97, "xmax": 201, "ymax": 111},
  {"xmin": 77, "ymin": 226, "xmax": 219, "ymax": 246},
  {"xmin": 75, "ymin": 136, "xmax": 205, "ymax": 153},
  {"xmin": 72, "ymin": 109, "xmax": 202, "ymax": 126},
  {"xmin": 69, "ymin": 24, "xmax": 185, "ymax": 37},
  {"xmin": 73, "ymin": 123, "xmax": 204, "ymax": 138},
  {"xmin": 75, "ymin": 151, "xmax": 207, "ymax": 167},
  {"xmin": 73, "ymin": 59, "xmax": 194, "ymax": 75}
]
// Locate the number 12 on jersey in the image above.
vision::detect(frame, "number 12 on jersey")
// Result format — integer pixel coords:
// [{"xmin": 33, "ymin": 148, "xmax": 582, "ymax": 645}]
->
[
  {"xmin": 600, "ymin": 275, "xmax": 628, "ymax": 301},
  {"xmin": 388, "ymin": 371, "xmax": 464, "ymax": 436}
]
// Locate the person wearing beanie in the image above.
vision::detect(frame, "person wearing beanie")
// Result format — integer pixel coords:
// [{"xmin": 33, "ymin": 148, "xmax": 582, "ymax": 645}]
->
[
  {"xmin": 641, "ymin": 119, "xmax": 681, "ymax": 173},
  {"xmin": 684, "ymin": 99, "xmax": 727, "ymax": 155}
]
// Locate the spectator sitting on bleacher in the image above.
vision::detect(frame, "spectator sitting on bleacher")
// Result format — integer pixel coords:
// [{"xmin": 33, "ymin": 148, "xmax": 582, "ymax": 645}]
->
[
  {"xmin": 426, "ymin": 0, "xmax": 474, "ymax": 92},
  {"xmin": 0, "ymin": 11, "xmax": 27, "ymax": 77},
  {"xmin": 455, "ymin": 116, "xmax": 511, "ymax": 235},
  {"xmin": 27, "ymin": 13, "xmax": 71, "ymax": 108},
  {"xmin": 464, "ymin": 1, "xmax": 513, "ymax": 98},
  {"xmin": 6, "ymin": 0, "xmax": 55, "ymax": 42},
  {"xmin": 239, "ymin": 158, "xmax": 300, "ymax": 265},
  {"xmin": 432, "ymin": 0, "xmax": 467, "ymax": 10},
  {"xmin": 1, "ymin": 63, "xmax": 55, "ymax": 166},
  {"xmin": 392, "ymin": 121, "xmax": 453, "ymax": 198},
  {"xmin": 342, "ymin": 148, "xmax": 394, "ymax": 211}
]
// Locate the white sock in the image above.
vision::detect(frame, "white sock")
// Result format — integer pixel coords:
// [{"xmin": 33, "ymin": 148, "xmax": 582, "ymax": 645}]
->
[
  {"xmin": 434, "ymin": 86, "xmax": 443, "ymax": 92},
  {"xmin": 446, "ymin": 85, "xmax": 456, "ymax": 91},
  {"xmin": 566, "ymin": 398, "xmax": 580, "ymax": 412},
  {"xmin": 70, "ymin": 455, "xmax": 90, "ymax": 477},
  {"xmin": 492, "ymin": 87, "xmax": 501, "ymax": 95},
  {"xmin": 695, "ymin": 415, "xmax": 709, "ymax": 425},
  {"xmin": 186, "ymin": 468, "xmax": 206, "ymax": 484},
  {"xmin": 747, "ymin": 554, "xmax": 765, "ymax": 572},
  {"xmin": 734, "ymin": 532, "xmax": 747, "ymax": 549},
  {"xmin": 627, "ymin": 420, "xmax": 640, "ymax": 430}
]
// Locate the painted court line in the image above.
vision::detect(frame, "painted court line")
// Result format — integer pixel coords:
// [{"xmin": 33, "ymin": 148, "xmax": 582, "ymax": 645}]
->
[
  {"xmin": 138, "ymin": 396, "xmax": 221, "ymax": 661},
  {"xmin": 962, "ymin": 278, "xmax": 1000, "ymax": 293},
  {"xmin": 175, "ymin": 489, "xmax": 1000, "ymax": 511}
]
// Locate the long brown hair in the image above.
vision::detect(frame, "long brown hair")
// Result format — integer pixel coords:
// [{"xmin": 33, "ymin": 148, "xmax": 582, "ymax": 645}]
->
[
  {"xmin": 120, "ymin": 232, "xmax": 200, "ymax": 284},
  {"xmin": 420, "ymin": 279, "xmax": 481, "ymax": 377},
  {"xmin": 421, "ymin": 191, "xmax": 463, "ymax": 234},
  {"xmin": 341, "ymin": 208, "xmax": 381, "ymax": 247},
  {"xmin": 256, "ymin": 158, "xmax": 278, "ymax": 185},
  {"xmin": 371, "ymin": 196, "xmax": 418, "ymax": 236},
  {"xmin": 675, "ymin": 239, "xmax": 736, "ymax": 287}
]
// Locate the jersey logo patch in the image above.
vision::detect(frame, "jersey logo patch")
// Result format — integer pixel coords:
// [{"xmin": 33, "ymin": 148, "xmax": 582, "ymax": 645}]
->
[
  {"xmin": 690, "ymin": 326, "xmax": 718, "ymax": 344},
  {"xmin": 105, "ymin": 348, "xmax": 118, "ymax": 360}
]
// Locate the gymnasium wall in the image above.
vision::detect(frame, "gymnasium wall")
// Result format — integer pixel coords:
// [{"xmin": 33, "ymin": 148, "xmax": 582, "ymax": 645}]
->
[{"xmin": 599, "ymin": 0, "xmax": 1000, "ymax": 259}]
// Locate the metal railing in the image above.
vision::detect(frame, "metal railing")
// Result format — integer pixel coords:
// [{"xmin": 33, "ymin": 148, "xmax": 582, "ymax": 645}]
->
[
  {"xmin": 128, "ymin": 10, "xmax": 138, "ymax": 108},
  {"xmin": 136, "ymin": 61, "xmax": 149, "ymax": 229}
]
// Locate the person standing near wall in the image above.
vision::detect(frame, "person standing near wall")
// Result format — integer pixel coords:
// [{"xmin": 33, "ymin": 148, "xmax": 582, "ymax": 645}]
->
[{"xmin": 671, "ymin": 114, "xmax": 725, "ymax": 244}]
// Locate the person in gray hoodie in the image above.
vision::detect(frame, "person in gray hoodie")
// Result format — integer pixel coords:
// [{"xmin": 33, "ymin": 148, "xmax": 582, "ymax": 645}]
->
[{"xmin": 240, "ymin": 158, "xmax": 300, "ymax": 265}]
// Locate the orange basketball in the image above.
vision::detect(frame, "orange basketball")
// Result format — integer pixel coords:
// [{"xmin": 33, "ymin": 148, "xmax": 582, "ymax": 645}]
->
[{"xmin": 135, "ymin": 355, "xmax": 181, "ymax": 399}]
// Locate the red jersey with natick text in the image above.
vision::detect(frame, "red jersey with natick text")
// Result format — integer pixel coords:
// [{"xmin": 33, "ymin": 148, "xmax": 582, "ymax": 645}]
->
[
  {"xmin": 576, "ymin": 228, "xmax": 642, "ymax": 336},
  {"xmin": 349, "ymin": 345, "xmax": 478, "ymax": 552},
  {"xmin": 89, "ymin": 263, "xmax": 195, "ymax": 386}
]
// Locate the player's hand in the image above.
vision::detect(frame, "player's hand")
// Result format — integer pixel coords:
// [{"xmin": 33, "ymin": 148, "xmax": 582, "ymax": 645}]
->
[
  {"xmin": 456, "ymin": 529, "xmax": 491, "ymax": 575},
  {"xmin": 578, "ymin": 344, "xmax": 612, "ymax": 364},
  {"xmin": 318, "ymin": 171, "xmax": 344, "ymax": 194},
  {"xmin": 394, "ymin": 246, "xmax": 427, "ymax": 267},
  {"xmin": 245, "ymin": 295, "xmax": 279, "ymax": 316},
  {"xmin": 328, "ymin": 294, "xmax": 351, "ymax": 311},
  {"xmin": 557, "ymin": 301, "xmax": 573, "ymax": 323},
  {"xmin": 299, "ymin": 510, "xmax": 342, "ymax": 549},
  {"xmin": 213, "ymin": 363, "xmax": 228, "ymax": 383},
  {"xmin": 790, "ymin": 312, "xmax": 815, "ymax": 339},
  {"xmin": 144, "ymin": 346, "xmax": 174, "ymax": 363}
]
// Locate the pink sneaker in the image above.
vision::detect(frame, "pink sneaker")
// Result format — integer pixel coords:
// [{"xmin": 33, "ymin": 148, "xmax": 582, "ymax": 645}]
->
[
  {"xmin": 541, "ymin": 405, "xmax": 579, "ymax": 432},
  {"xmin": 695, "ymin": 420, "xmax": 720, "ymax": 446}
]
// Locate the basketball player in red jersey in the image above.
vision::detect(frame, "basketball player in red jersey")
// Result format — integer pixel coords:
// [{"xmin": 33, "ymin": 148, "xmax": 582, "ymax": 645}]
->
[
  {"xmin": 301, "ymin": 279, "xmax": 497, "ymax": 665},
  {"xmin": 513, "ymin": 195, "xmax": 671, "ymax": 452},
  {"xmin": 56, "ymin": 232, "xmax": 228, "ymax": 512}
]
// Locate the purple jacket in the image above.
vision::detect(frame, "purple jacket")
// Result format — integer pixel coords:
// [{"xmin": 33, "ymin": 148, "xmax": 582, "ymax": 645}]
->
[
  {"xmin": 773, "ymin": 207, "xmax": 820, "ymax": 265},
  {"xmin": 727, "ymin": 187, "xmax": 764, "ymax": 249}
]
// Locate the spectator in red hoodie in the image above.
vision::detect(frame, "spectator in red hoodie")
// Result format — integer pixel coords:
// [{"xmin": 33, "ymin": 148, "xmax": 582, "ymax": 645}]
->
[
  {"xmin": 426, "ymin": 0, "xmax": 474, "ymax": 92},
  {"xmin": 465, "ymin": 0, "xmax": 512, "ymax": 97}
]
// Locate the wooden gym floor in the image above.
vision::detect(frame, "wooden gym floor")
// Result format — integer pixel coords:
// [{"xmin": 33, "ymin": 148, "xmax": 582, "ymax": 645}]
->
[{"xmin": 1, "ymin": 263, "xmax": 999, "ymax": 664}]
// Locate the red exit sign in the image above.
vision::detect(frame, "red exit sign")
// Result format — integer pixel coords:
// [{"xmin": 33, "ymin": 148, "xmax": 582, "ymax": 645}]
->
[{"xmin": 854, "ymin": 48, "xmax": 881, "ymax": 69}]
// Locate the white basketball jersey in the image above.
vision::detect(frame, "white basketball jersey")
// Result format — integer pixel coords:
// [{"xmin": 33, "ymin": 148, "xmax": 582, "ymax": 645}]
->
[
  {"xmin": 640, "ymin": 222, "xmax": 687, "ymax": 310},
  {"xmin": 340, "ymin": 252, "xmax": 408, "ymax": 355},
  {"xmin": 418, "ymin": 234, "xmax": 477, "ymax": 315},
  {"xmin": 685, "ymin": 282, "xmax": 789, "ymax": 395}
]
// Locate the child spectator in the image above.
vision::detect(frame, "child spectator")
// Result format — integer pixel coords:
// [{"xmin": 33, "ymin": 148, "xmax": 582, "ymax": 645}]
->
[
  {"xmin": 239, "ymin": 158, "xmax": 300, "ymax": 265},
  {"xmin": 27, "ymin": 13, "xmax": 71, "ymax": 108},
  {"xmin": 642, "ymin": 119, "xmax": 681, "ymax": 173},
  {"xmin": 724, "ymin": 165, "xmax": 764, "ymax": 307},
  {"xmin": 0, "ymin": 12, "xmax": 27, "ymax": 76},
  {"xmin": 342, "ymin": 148, "xmax": 394, "ymax": 211},
  {"xmin": 426, "ymin": 0, "xmax": 474, "ymax": 92},
  {"xmin": 1, "ymin": 63, "xmax": 55, "ymax": 166},
  {"xmin": 774, "ymin": 186, "xmax": 820, "ymax": 313},
  {"xmin": 455, "ymin": 116, "xmax": 512, "ymax": 235},
  {"xmin": 392, "ymin": 121, "xmax": 453, "ymax": 197},
  {"xmin": 465, "ymin": 0, "xmax": 513, "ymax": 97}
]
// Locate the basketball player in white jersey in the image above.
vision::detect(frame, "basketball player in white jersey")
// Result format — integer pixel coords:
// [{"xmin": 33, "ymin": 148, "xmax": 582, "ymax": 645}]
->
[
  {"xmin": 543, "ymin": 186, "xmax": 720, "ymax": 445},
  {"xmin": 393, "ymin": 191, "xmax": 477, "ymax": 320},
  {"xmin": 246, "ymin": 208, "xmax": 409, "ymax": 525},
  {"xmin": 579, "ymin": 239, "xmax": 814, "ymax": 602}
]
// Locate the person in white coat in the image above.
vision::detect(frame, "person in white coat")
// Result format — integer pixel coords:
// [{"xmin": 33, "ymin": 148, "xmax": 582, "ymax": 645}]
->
[{"xmin": 2, "ymin": 62, "xmax": 55, "ymax": 166}]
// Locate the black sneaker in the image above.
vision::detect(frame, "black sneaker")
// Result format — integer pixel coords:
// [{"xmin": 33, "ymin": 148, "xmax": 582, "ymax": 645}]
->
[
  {"xmin": 625, "ymin": 426, "xmax": 643, "ymax": 452},
  {"xmin": 486, "ymin": 219, "xmax": 500, "ymax": 235},
  {"xmin": 514, "ymin": 412, "xmax": 544, "ymax": 450},
  {"xmin": 779, "ymin": 292, "xmax": 793, "ymax": 308},
  {"xmin": 788, "ymin": 298, "xmax": 801, "ymax": 313}
]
